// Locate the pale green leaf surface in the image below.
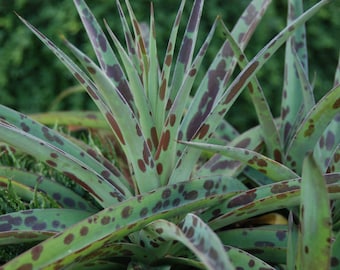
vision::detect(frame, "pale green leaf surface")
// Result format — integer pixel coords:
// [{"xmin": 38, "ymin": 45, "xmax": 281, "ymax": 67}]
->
[
  {"xmin": 171, "ymin": 0, "xmax": 329, "ymax": 185},
  {"xmin": 144, "ymin": 214, "xmax": 235, "ymax": 270},
  {"xmin": 64, "ymin": 40, "xmax": 160, "ymax": 192},
  {"xmin": 218, "ymin": 225, "xmax": 287, "ymax": 264},
  {"xmin": 280, "ymin": 0, "xmax": 310, "ymax": 144},
  {"xmin": 0, "ymin": 209, "xmax": 91, "ymax": 244},
  {"xmin": 1, "ymin": 178, "xmax": 238, "ymax": 269},
  {"xmin": 220, "ymin": 19, "xmax": 281, "ymax": 162},
  {"xmin": 225, "ymin": 245, "xmax": 276, "ymax": 270},
  {"xmin": 182, "ymin": 141, "xmax": 298, "ymax": 181},
  {"xmin": 0, "ymin": 120, "xmax": 125, "ymax": 207},
  {"xmin": 297, "ymin": 154, "xmax": 332, "ymax": 270},
  {"xmin": 287, "ymin": 83, "xmax": 340, "ymax": 173}
]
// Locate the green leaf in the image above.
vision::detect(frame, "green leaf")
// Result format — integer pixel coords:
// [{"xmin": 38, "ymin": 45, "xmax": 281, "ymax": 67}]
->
[
  {"xmin": 219, "ymin": 19, "xmax": 282, "ymax": 162},
  {"xmin": 0, "ymin": 209, "xmax": 91, "ymax": 244},
  {"xmin": 1, "ymin": 177, "xmax": 239, "ymax": 269},
  {"xmin": 297, "ymin": 153, "xmax": 332, "ymax": 270},
  {"xmin": 218, "ymin": 225, "xmax": 288, "ymax": 265},
  {"xmin": 0, "ymin": 176, "xmax": 60, "ymax": 209},
  {"xmin": 182, "ymin": 141, "xmax": 298, "ymax": 181},
  {"xmin": 286, "ymin": 83, "xmax": 340, "ymax": 173},
  {"xmin": 331, "ymin": 232, "xmax": 340, "ymax": 270},
  {"xmin": 156, "ymin": 17, "xmax": 218, "ymax": 185},
  {"xmin": 0, "ymin": 167, "xmax": 97, "ymax": 212},
  {"xmin": 225, "ymin": 245, "xmax": 276, "ymax": 270},
  {"xmin": 144, "ymin": 214, "xmax": 235, "ymax": 270},
  {"xmin": 171, "ymin": 0, "xmax": 330, "ymax": 185},
  {"xmin": 168, "ymin": 0, "xmax": 204, "ymax": 109},
  {"xmin": 201, "ymin": 173, "xmax": 340, "ymax": 230},
  {"xmin": 280, "ymin": 0, "xmax": 311, "ymax": 145},
  {"xmin": 73, "ymin": 0, "xmax": 137, "ymax": 115},
  {"xmin": 30, "ymin": 111, "xmax": 109, "ymax": 130},
  {"xmin": 287, "ymin": 212, "xmax": 299, "ymax": 270},
  {"xmin": 0, "ymin": 116, "xmax": 126, "ymax": 207},
  {"xmin": 64, "ymin": 39, "xmax": 160, "ymax": 192},
  {"xmin": 195, "ymin": 124, "xmax": 264, "ymax": 179}
]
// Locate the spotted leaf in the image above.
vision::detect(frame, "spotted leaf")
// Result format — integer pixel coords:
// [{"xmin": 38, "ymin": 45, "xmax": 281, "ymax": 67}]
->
[
  {"xmin": 182, "ymin": 141, "xmax": 298, "ymax": 181},
  {"xmin": 280, "ymin": 0, "xmax": 315, "ymax": 147},
  {"xmin": 0, "ymin": 177, "xmax": 239, "ymax": 269},
  {"xmin": 218, "ymin": 225, "xmax": 288, "ymax": 264},
  {"xmin": 172, "ymin": 0, "xmax": 330, "ymax": 185},
  {"xmin": 220, "ymin": 19, "xmax": 282, "ymax": 162},
  {"xmin": 297, "ymin": 153, "xmax": 332, "ymax": 269},
  {"xmin": 286, "ymin": 83, "xmax": 340, "ymax": 173},
  {"xmin": 73, "ymin": 0, "xmax": 136, "ymax": 114},
  {"xmin": 0, "ymin": 118, "xmax": 126, "ymax": 206},
  {"xmin": 144, "ymin": 214, "xmax": 235, "ymax": 270},
  {"xmin": 0, "ymin": 209, "xmax": 91, "ymax": 239},
  {"xmin": 0, "ymin": 167, "xmax": 97, "ymax": 212},
  {"xmin": 201, "ymin": 174, "xmax": 340, "ymax": 230}
]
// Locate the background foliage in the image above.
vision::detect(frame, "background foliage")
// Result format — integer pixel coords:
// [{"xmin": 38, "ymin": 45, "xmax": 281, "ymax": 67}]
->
[{"xmin": 0, "ymin": 0, "xmax": 339, "ymax": 130}]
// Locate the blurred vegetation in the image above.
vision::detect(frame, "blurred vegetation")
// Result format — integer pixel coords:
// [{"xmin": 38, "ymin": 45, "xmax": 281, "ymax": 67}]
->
[{"xmin": 0, "ymin": 0, "xmax": 339, "ymax": 131}]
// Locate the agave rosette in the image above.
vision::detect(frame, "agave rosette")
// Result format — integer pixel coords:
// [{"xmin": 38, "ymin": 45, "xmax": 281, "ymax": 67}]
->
[{"xmin": 0, "ymin": 0, "xmax": 339, "ymax": 269}]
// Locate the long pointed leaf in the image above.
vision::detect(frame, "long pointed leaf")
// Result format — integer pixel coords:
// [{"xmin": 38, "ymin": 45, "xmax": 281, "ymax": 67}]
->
[
  {"xmin": 73, "ymin": 0, "xmax": 136, "ymax": 114},
  {"xmin": 170, "ymin": 0, "xmax": 331, "ymax": 184},
  {"xmin": 297, "ymin": 154, "xmax": 332, "ymax": 269},
  {"xmin": 182, "ymin": 141, "xmax": 298, "ymax": 181},
  {"xmin": 286, "ymin": 83, "xmax": 340, "ymax": 173},
  {"xmin": 1, "ymin": 177, "xmax": 239, "ymax": 269},
  {"xmin": 280, "ymin": 0, "xmax": 310, "ymax": 144},
  {"xmin": 220, "ymin": 19, "xmax": 282, "ymax": 161},
  {"xmin": 0, "ymin": 119, "xmax": 124, "ymax": 207}
]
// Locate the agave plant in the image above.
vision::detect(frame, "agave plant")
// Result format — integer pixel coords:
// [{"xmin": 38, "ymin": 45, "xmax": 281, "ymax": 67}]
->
[{"xmin": 0, "ymin": 0, "xmax": 339, "ymax": 269}]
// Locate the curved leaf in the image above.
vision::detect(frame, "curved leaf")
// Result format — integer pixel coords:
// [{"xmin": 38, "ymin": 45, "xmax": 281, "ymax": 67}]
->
[
  {"xmin": 182, "ymin": 141, "xmax": 298, "ymax": 181},
  {"xmin": 1, "ymin": 177, "xmax": 239, "ymax": 269},
  {"xmin": 297, "ymin": 154, "xmax": 332, "ymax": 269},
  {"xmin": 144, "ymin": 214, "xmax": 235, "ymax": 270},
  {"xmin": 287, "ymin": 84, "xmax": 340, "ymax": 173}
]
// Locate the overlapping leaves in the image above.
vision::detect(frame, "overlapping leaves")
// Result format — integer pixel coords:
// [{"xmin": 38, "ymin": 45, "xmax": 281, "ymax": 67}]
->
[{"xmin": 0, "ymin": 0, "xmax": 339, "ymax": 269}]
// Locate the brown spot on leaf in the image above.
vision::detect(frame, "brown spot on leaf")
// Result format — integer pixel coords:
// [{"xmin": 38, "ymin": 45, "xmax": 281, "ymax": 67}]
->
[
  {"xmin": 196, "ymin": 124, "xmax": 210, "ymax": 139},
  {"xmin": 64, "ymin": 233, "xmax": 74, "ymax": 245},
  {"xmin": 159, "ymin": 78, "xmax": 167, "ymax": 100},
  {"xmin": 101, "ymin": 216, "xmax": 110, "ymax": 225},
  {"xmin": 151, "ymin": 127, "xmax": 159, "ymax": 148},
  {"xmin": 74, "ymin": 72, "xmax": 85, "ymax": 84},
  {"xmin": 225, "ymin": 61, "xmax": 259, "ymax": 104},
  {"xmin": 271, "ymin": 182, "xmax": 299, "ymax": 193},
  {"xmin": 121, "ymin": 206, "xmax": 132, "ymax": 218},
  {"xmin": 304, "ymin": 120, "xmax": 315, "ymax": 137},
  {"xmin": 333, "ymin": 98, "xmax": 340, "ymax": 109},
  {"xmin": 169, "ymin": 114, "xmax": 176, "ymax": 126},
  {"xmin": 156, "ymin": 163, "xmax": 163, "ymax": 174},
  {"xmin": 17, "ymin": 264, "xmax": 33, "ymax": 270},
  {"xmin": 21, "ymin": 122, "xmax": 30, "ymax": 132},
  {"xmin": 80, "ymin": 226, "xmax": 89, "ymax": 236},
  {"xmin": 46, "ymin": 160, "xmax": 57, "ymax": 167},
  {"xmin": 227, "ymin": 190, "xmax": 257, "ymax": 208},
  {"xmin": 137, "ymin": 159, "xmax": 146, "ymax": 172},
  {"xmin": 31, "ymin": 245, "xmax": 43, "ymax": 261},
  {"xmin": 235, "ymin": 138, "xmax": 251, "ymax": 148},
  {"xmin": 106, "ymin": 113, "xmax": 125, "ymax": 145}
]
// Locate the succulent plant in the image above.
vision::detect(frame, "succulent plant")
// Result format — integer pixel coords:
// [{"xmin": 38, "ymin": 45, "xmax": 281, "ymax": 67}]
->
[{"xmin": 0, "ymin": 0, "xmax": 339, "ymax": 269}]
